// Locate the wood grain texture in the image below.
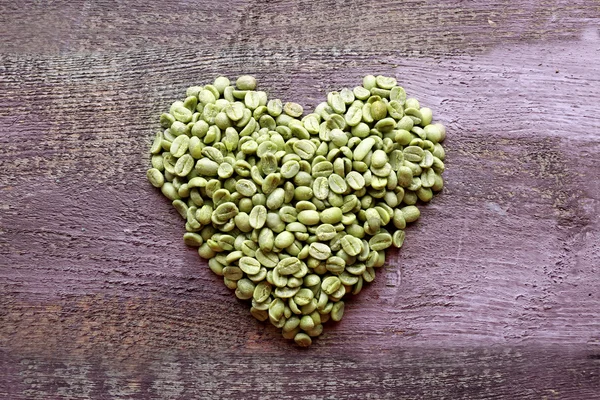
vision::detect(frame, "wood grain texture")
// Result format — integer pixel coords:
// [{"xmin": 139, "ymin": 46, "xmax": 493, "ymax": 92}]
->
[{"xmin": 1, "ymin": 1, "xmax": 600, "ymax": 398}]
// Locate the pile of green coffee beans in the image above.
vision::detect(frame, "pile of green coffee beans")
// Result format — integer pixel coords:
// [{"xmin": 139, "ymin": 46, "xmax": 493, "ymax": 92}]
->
[{"xmin": 147, "ymin": 75, "xmax": 446, "ymax": 347}]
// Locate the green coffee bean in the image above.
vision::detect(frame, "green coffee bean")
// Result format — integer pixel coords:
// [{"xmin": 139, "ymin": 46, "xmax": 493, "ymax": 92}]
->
[
  {"xmin": 235, "ymin": 278, "xmax": 255, "ymax": 300},
  {"xmin": 169, "ymin": 134, "xmax": 189, "ymax": 157},
  {"xmin": 275, "ymin": 286, "xmax": 300, "ymax": 299},
  {"xmin": 151, "ymin": 154, "xmax": 165, "ymax": 172},
  {"xmin": 403, "ymin": 146, "xmax": 424, "ymax": 163},
  {"xmin": 159, "ymin": 113, "xmax": 175, "ymax": 129},
  {"xmin": 249, "ymin": 205, "xmax": 267, "ymax": 229},
  {"xmin": 271, "ymin": 265, "xmax": 288, "ymax": 287},
  {"xmin": 430, "ymin": 173, "xmax": 444, "ymax": 192},
  {"xmin": 353, "ymin": 137, "xmax": 375, "ymax": 161},
  {"xmin": 258, "ymin": 227, "xmax": 274, "ymax": 251},
  {"xmin": 223, "ymin": 265, "xmax": 244, "ymax": 280},
  {"xmin": 223, "ymin": 102, "xmax": 244, "ymax": 123},
  {"xmin": 183, "ymin": 232, "xmax": 204, "ymax": 247},
  {"xmin": 315, "ymin": 224, "xmax": 337, "ymax": 241},
  {"xmin": 238, "ymin": 256, "xmax": 261, "ymax": 275},
  {"xmin": 198, "ymin": 88, "xmax": 217, "ymax": 105},
  {"xmin": 274, "ymin": 231, "xmax": 295, "ymax": 249},
  {"xmin": 293, "ymin": 288, "xmax": 314, "ymax": 306},
  {"xmin": 311, "ymin": 176, "xmax": 328, "ymax": 200},
  {"xmin": 338, "ymin": 88, "xmax": 354, "ymax": 105},
  {"xmin": 371, "ymin": 100, "xmax": 387, "ymax": 120},
  {"xmin": 172, "ymin": 154, "xmax": 192, "ymax": 177},
  {"xmin": 214, "ymin": 112, "xmax": 232, "ymax": 130},
  {"xmin": 299, "ymin": 314, "xmax": 314, "ymax": 331},
  {"xmin": 293, "ymin": 139, "xmax": 316, "ymax": 160},
  {"xmin": 326, "ymin": 256, "xmax": 346, "ymax": 274},
  {"xmin": 265, "ymin": 187, "xmax": 284, "ymax": 210},
  {"xmin": 345, "ymin": 261, "xmax": 366, "ymax": 276},
  {"xmin": 190, "ymin": 119, "xmax": 208, "ymax": 138},
  {"xmin": 160, "ymin": 182, "xmax": 180, "ymax": 201},
  {"xmin": 345, "ymin": 171, "xmax": 365, "ymax": 190},
  {"xmin": 353, "ymin": 85, "xmax": 371, "ymax": 100},
  {"xmin": 420, "ymin": 168, "xmax": 435, "ymax": 188},
  {"xmin": 362, "ymin": 75, "xmax": 377, "ymax": 90},
  {"xmin": 416, "ymin": 187, "xmax": 433, "ymax": 202},
  {"xmin": 389, "ymin": 86, "xmax": 406, "ymax": 104},
  {"xmin": 302, "ymin": 275, "xmax": 320, "ymax": 289},
  {"xmin": 233, "ymin": 179, "xmax": 255, "ymax": 197},
  {"xmin": 277, "ymin": 257, "xmax": 302, "ymax": 276},
  {"xmin": 308, "ymin": 242, "xmax": 331, "ymax": 260},
  {"xmin": 215, "ymin": 163, "xmax": 233, "ymax": 179},
  {"xmin": 216, "ymin": 234, "xmax": 235, "ymax": 251},
  {"xmin": 266, "ymin": 212, "xmax": 285, "ymax": 233},
  {"xmin": 245, "ymin": 91, "xmax": 261, "ymax": 110},
  {"xmin": 269, "ymin": 298, "xmax": 285, "ymax": 322},
  {"xmin": 147, "ymin": 168, "xmax": 165, "ymax": 188},
  {"xmin": 386, "ymin": 101, "xmax": 404, "ymax": 120},
  {"xmin": 208, "ymin": 257, "xmax": 225, "ymax": 276},
  {"xmin": 345, "ymin": 104, "xmax": 363, "ymax": 127},
  {"xmin": 234, "ymin": 75, "xmax": 256, "ymax": 91},
  {"xmin": 170, "ymin": 101, "xmax": 193, "ymax": 123},
  {"xmin": 237, "ymin": 112, "xmax": 254, "ymax": 132},
  {"xmin": 339, "ymin": 271, "xmax": 359, "ymax": 286},
  {"xmin": 283, "ymin": 314, "xmax": 301, "ymax": 331},
  {"xmin": 401, "ymin": 205, "xmax": 420, "ymax": 223},
  {"xmin": 195, "ymin": 158, "xmax": 219, "ymax": 176},
  {"xmin": 397, "ymin": 166, "xmax": 414, "ymax": 188},
  {"xmin": 320, "ymin": 207, "xmax": 343, "ymax": 224},
  {"xmin": 297, "ymin": 210, "xmax": 320, "ymax": 225},
  {"xmin": 311, "ymin": 160, "xmax": 334, "ymax": 177},
  {"xmin": 327, "ymin": 91, "xmax": 346, "ymax": 114},
  {"xmin": 213, "ymin": 202, "xmax": 238, "ymax": 223},
  {"xmin": 254, "ymin": 249, "xmax": 277, "ymax": 269},
  {"xmin": 283, "ymin": 102, "xmax": 303, "ymax": 118},
  {"xmin": 250, "ymin": 307, "xmax": 269, "ymax": 322},
  {"xmin": 328, "ymin": 129, "xmax": 347, "ymax": 148},
  {"xmin": 405, "ymin": 107, "xmax": 422, "ymax": 125},
  {"xmin": 321, "ymin": 276, "xmax": 341, "ymax": 295},
  {"xmin": 224, "ymin": 250, "xmax": 242, "ymax": 265},
  {"xmin": 330, "ymin": 301, "xmax": 345, "ymax": 322},
  {"xmin": 370, "ymin": 150, "xmax": 387, "ymax": 168},
  {"xmin": 402, "ymin": 190, "xmax": 418, "ymax": 205},
  {"xmin": 302, "ymin": 115, "xmax": 320, "ymax": 135},
  {"xmin": 277, "ymin": 159, "xmax": 298, "ymax": 179},
  {"xmin": 376, "ymin": 75, "xmax": 397, "ymax": 89},
  {"xmin": 369, "ymin": 233, "xmax": 393, "ymax": 251},
  {"xmin": 296, "ymin": 201, "xmax": 316, "ymax": 212},
  {"xmin": 294, "ymin": 332, "xmax": 312, "ymax": 347},
  {"xmin": 259, "ymin": 172, "xmax": 279, "ymax": 195},
  {"xmin": 392, "ymin": 230, "xmax": 405, "ymax": 248},
  {"xmin": 430, "ymin": 156, "xmax": 445, "ymax": 175},
  {"xmin": 205, "ymin": 179, "xmax": 221, "ymax": 199},
  {"xmin": 328, "ymin": 174, "xmax": 347, "ymax": 194},
  {"xmin": 197, "ymin": 241, "xmax": 216, "ymax": 258},
  {"xmin": 292, "ymin": 259, "xmax": 309, "ymax": 279},
  {"xmin": 340, "ymin": 235, "xmax": 362, "ymax": 257}
]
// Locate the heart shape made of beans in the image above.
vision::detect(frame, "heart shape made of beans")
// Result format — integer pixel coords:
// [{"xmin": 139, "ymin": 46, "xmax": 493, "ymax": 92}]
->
[{"xmin": 147, "ymin": 75, "xmax": 447, "ymax": 347}]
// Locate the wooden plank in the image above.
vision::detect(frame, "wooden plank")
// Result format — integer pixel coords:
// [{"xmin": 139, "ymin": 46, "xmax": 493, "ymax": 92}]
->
[
  {"xmin": 1, "ymin": 0, "xmax": 600, "ymax": 398},
  {"xmin": 1, "ymin": 347, "xmax": 599, "ymax": 399},
  {"xmin": 0, "ymin": 0, "xmax": 596, "ymax": 54}
]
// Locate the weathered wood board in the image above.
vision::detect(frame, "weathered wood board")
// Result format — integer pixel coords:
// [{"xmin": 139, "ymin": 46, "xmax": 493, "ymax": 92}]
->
[{"xmin": 1, "ymin": 1, "xmax": 599, "ymax": 398}]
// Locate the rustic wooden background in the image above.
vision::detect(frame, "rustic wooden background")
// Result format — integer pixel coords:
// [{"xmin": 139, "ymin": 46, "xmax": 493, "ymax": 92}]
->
[{"xmin": 1, "ymin": 1, "xmax": 599, "ymax": 398}]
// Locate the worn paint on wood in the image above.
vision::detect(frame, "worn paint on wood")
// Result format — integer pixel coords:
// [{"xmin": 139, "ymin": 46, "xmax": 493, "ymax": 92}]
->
[{"xmin": 1, "ymin": 1, "xmax": 600, "ymax": 399}]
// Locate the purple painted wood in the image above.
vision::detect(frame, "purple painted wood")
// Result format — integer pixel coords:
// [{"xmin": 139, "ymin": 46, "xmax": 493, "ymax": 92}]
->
[{"xmin": 1, "ymin": 1, "xmax": 599, "ymax": 398}]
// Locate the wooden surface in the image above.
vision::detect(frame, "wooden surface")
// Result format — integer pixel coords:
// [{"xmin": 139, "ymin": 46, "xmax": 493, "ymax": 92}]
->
[{"xmin": 1, "ymin": 1, "xmax": 600, "ymax": 398}]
